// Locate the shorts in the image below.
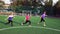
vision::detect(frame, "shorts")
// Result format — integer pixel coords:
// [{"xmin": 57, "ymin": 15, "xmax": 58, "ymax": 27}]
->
[
  {"xmin": 8, "ymin": 20, "xmax": 13, "ymax": 22},
  {"xmin": 26, "ymin": 20, "xmax": 31, "ymax": 23},
  {"xmin": 40, "ymin": 18, "xmax": 45, "ymax": 22}
]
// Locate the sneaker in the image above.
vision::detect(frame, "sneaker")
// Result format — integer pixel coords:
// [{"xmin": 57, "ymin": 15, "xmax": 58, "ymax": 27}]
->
[
  {"xmin": 38, "ymin": 23, "xmax": 39, "ymax": 24},
  {"xmin": 29, "ymin": 25, "xmax": 31, "ymax": 27},
  {"xmin": 44, "ymin": 24, "xmax": 46, "ymax": 27},
  {"xmin": 21, "ymin": 23, "xmax": 23, "ymax": 25}
]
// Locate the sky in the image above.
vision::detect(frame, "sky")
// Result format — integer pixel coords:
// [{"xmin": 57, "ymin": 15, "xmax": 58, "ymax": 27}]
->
[
  {"xmin": 2, "ymin": 0, "xmax": 11, "ymax": 4},
  {"xmin": 53, "ymin": 0, "xmax": 59, "ymax": 6},
  {"xmin": 2, "ymin": 0, "xmax": 59, "ymax": 5}
]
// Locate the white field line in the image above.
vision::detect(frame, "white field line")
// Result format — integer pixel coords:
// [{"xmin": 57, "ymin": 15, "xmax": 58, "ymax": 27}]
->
[{"xmin": 0, "ymin": 26, "xmax": 60, "ymax": 32}]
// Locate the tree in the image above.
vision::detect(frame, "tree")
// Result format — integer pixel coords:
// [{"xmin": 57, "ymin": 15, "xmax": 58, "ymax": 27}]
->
[
  {"xmin": 44, "ymin": 0, "xmax": 53, "ymax": 16},
  {"xmin": 56, "ymin": 0, "xmax": 60, "ymax": 8},
  {"xmin": 10, "ymin": 0, "xmax": 23, "ymax": 12},
  {"xmin": 0, "ymin": 1, "xmax": 5, "ymax": 10},
  {"xmin": 45, "ymin": 0, "xmax": 53, "ymax": 7},
  {"xmin": 53, "ymin": 0, "xmax": 60, "ymax": 16}
]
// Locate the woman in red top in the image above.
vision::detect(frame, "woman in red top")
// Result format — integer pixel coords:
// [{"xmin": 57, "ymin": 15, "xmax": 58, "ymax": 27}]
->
[{"xmin": 21, "ymin": 13, "xmax": 31, "ymax": 26}]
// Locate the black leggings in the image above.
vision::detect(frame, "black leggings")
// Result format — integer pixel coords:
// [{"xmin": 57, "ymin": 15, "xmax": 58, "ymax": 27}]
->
[
  {"xmin": 6, "ymin": 20, "xmax": 13, "ymax": 26},
  {"xmin": 23, "ymin": 20, "xmax": 31, "ymax": 25},
  {"xmin": 40, "ymin": 18, "xmax": 45, "ymax": 22}
]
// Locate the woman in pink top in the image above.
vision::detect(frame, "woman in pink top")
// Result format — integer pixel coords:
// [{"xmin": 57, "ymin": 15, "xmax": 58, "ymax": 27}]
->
[{"xmin": 21, "ymin": 14, "xmax": 31, "ymax": 26}]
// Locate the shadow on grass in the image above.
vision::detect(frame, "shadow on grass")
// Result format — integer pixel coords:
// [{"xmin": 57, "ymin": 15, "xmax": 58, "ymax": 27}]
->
[
  {"xmin": 13, "ymin": 20, "xmax": 25, "ymax": 25},
  {"xmin": 13, "ymin": 21, "xmax": 21, "ymax": 25},
  {"xmin": 0, "ymin": 20, "xmax": 23, "ymax": 25},
  {"xmin": 0, "ymin": 20, "xmax": 5, "ymax": 24}
]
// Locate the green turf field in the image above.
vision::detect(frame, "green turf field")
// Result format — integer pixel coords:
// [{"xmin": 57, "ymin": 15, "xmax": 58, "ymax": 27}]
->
[{"xmin": 0, "ymin": 15, "xmax": 60, "ymax": 34}]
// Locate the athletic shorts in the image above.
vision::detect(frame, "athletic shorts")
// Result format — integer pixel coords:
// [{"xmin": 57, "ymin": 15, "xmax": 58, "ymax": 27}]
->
[
  {"xmin": 40, "ymin": 18, "xmax": 45, "ymax": 22},
  {"xmin": 26, "ymin": 20, "xmax": 30, "ymax": 22},
  {"xmin": 8, "ymin": 20, "xmax": 13, "ymax": 22}
]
